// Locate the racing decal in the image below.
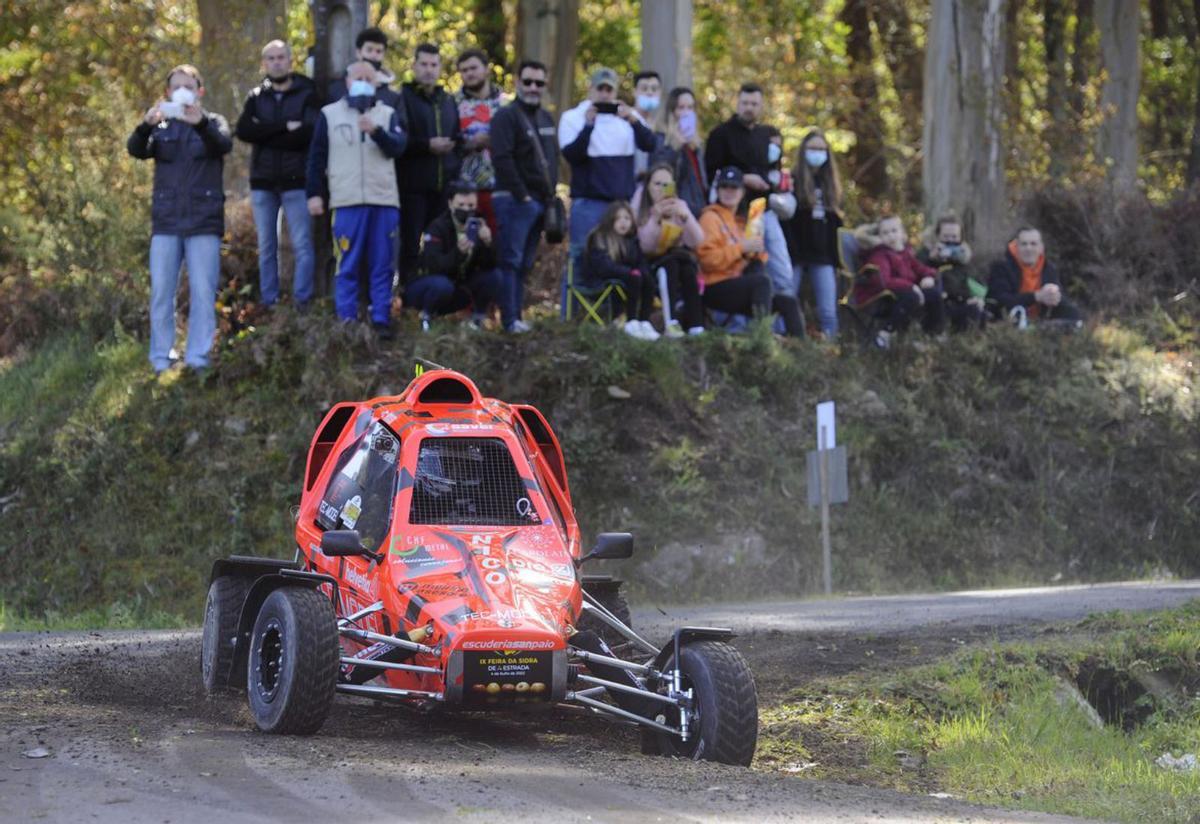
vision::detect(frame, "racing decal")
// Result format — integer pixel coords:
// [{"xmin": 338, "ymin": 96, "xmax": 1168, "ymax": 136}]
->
[
  {"xmin": 397, "ymin": 581, "xmax": 471, "ymax": 599},
  {"xmin": 318, "ymin": 500, "xmax": 340, "ymax": 527},
  {"xmin": 461, "ymin": 639, "xmax": 556, "ymax": 650},
  {"xmin": 464, "ymin": 650, "xmax": 551, "ymax": 702},
  {"xmin": 404, "ymin": 591, "xmax": 428, "ymax": 624},
  {"xmin": 343, "ymin": 563, "xmax": 376, "ymax": 596},
  {"xmin": 340, "ymin": 495, "xmax": 362, "ymax": 529},
  {"xmin": 437, "ymin": 530, "xmax": 493, "ymax": 606},
  {"xmin": 389, "ymin": 543, "xmax": 449, "ymax": 576}
]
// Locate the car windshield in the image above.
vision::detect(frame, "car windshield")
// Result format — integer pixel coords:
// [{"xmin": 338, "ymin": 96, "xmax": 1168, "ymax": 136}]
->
[
  {"xmin": 316, "ymin": 422, "xmax": 400, "ymax": 552},
  {"xmin": 410, "ymin": 437, "xmax": 540, "ymax": 526}
]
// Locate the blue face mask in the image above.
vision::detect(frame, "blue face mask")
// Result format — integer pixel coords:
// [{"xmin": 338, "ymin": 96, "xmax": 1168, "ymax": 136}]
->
[
  {"xmin": 348, "ymin": 80, "xmax": 375, "ymax": 98},
  {"xmin": 767, "ymin": 143, "xmax": 782, "ymax": 164},
  {"xmin": 636, "ymin": 94, "xmax": 660, "ymax": 113},
  {"xmin": 805, "ymin": 149, "xmax": 829, "ymax": 168}
]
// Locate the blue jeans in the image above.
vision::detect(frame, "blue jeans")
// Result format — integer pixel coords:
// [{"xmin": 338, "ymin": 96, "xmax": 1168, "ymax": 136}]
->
[
  {"xmin": 493, "ymin": 194, "xmax": 544, "ymax": 327},
  {"xmin": 332, "ymin": 205, "xmax": 399, "ymax": 325},
  {"xmin": 250, "ymin": 188, "xmax": 314, "ymax": 306},
  {"xmin": 562, "ymin": 196, "xmax": 610, "ymax": 318},
  {"xmin": 406, "ymin": 270, "xmax": 505, "ymax": 317},
  {"xmin": 148, "ymin": 234, "xmax": 220, "ymax": 371},
  {"xmin": 793, "ymin": 262, "xmax": 839, "ymax": 337},
  {"xmin": 762, "ymin": 210, "xmax": 795, "ymax": 295}
]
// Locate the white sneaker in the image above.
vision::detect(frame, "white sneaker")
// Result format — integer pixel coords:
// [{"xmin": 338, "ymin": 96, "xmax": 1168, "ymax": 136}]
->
[
  {"xmin": 664, "ymin": 321, "xmax": 685, "ymax": 339},
  {"xmin": 506, "ymin": 319, "xmax": 532, "ymax": 334},
  {"xmin": 638, "ymin": 320, "xmax": 661, "ymax": 341},
  {"xmin": 874, "ymin": 329, "xmax": 892, "ymax": 349},
  {"xmin": 687, "ymin": 326, "xmax": 706, "ymax": 336},
  {"xmin": 623, "ymin": 319, "xmax": 647, "ymax": 339}
]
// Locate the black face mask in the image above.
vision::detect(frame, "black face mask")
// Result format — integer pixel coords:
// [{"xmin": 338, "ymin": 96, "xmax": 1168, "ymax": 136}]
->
[
  {"xmin": 365, "ymin": 58, "xmax": 383, "ymax": 72},
  {"xmin": 452, "ymin": 208, "xmax": 475, "ymax": 224}
]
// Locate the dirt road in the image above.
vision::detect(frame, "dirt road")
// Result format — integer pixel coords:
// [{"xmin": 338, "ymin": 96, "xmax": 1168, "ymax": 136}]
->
[{"xmin": 3, "ymin": 580, "xmax": 1195, "ymax": 823}]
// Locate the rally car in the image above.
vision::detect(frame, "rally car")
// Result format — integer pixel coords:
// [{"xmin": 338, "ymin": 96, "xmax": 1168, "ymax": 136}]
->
[{"xmin": 201, "ymin": 368, "xmax": 758, "ymax": 765}]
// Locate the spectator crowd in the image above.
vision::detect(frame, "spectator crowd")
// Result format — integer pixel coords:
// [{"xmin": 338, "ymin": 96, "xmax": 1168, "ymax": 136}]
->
[{"xmin": 127, "ymin": 29, "xmax": 1084, "ymax": 373}]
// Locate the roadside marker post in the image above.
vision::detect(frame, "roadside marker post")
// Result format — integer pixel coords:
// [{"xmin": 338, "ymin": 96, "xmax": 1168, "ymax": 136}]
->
[{"xmin": 807, "ymin": 401, "xmax": 848, "ymax": 595}]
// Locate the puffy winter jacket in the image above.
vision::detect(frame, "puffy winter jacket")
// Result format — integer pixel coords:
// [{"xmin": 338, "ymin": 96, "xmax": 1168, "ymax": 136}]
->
[{"xmin": 235, "ymin": 74, "xmax": 318, "ymax": 191}]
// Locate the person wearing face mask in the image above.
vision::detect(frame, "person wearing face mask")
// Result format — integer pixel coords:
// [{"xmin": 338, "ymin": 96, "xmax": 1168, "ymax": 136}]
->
[
  {"xmin": 235, "ymin": 40, "xmax": 318, "ymax": 311},
  {"xmin": 490, "ymin": 60, "xmax": 559, "ymax": 333},
  {"xmin": 649, "ymin": 86, "xmax": 709, "ymax": 219},
  {"xmin": 631, "ymin": 70, "xmax": 662, "ymax": 175},
  {"xmin": 407, "ymin": 182, "xmax": 504, "ymax": 330},
  {"xmin": 127, "ymin": 64, "xmax": 232, "ymax": 375},
  {"xmin": 854, "ymin": 215, "xmax": 944, "ymax": 345},
  {"xmin": 327, "ymin": 28, "xmax": 402, "ymax": 110},
  {"xmin": 783, "ymin": 129, "xmax": 843, "ymax": 338},
  {"xmin": 987, "ymin": 226, "xmax": 1083, "ymax": 326},
  {"xmin": 703, "ymin": 84, "xmax": 795, "ymax": 303},
  {"xmin": 916, "ymin": 213, "xmax": 987, "ymax": 332},
  {"xmin": 398, "ymin": 43, "xmax": 463, "ymax": 286},
  {"xmin": 306, "ymin": 62, "xmax": 408, "ymax": 339}
]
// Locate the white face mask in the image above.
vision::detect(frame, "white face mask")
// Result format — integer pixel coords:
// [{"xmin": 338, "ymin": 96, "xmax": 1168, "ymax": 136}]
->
[
  {"xmin": 348, "ymin": 80, "xmax": 375, "ymax": 98},
  {"xmin": 767, "ymin": 143, "xmax": 782, "ymax": 164},
  {"xmin": 170, "ymin": 87, "xmax": 197, "ymax": 106}
]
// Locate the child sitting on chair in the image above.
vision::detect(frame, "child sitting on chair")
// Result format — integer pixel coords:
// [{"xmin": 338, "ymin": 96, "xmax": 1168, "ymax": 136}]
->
[
  {"xmin": 582, "ymin": 201, "xmax": 659, "ymax": 340},
  {"xmin": 855, "ymin": 214, "xmax": 945, "ymax": 342}
]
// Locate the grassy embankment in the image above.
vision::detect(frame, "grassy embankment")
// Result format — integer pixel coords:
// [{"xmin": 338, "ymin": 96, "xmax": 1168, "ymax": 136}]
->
[
  {"xmin": 0, "ymin": 303, "xmax": 1196, "ymax": 626},
  {"xmin": 755, "ymin": 600, "xmax": 1200, "ymax": 823}
]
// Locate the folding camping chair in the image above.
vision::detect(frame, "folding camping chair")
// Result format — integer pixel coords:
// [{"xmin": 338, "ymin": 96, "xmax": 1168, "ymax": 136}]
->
[{"xmin": 564, "ymin": 255, "xmax": 628, "ymax": 325}]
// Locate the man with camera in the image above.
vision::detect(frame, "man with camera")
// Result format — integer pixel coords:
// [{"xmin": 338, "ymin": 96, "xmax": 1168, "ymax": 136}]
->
[
  {"xmin": 988, "ymin": 226, "xmax": 1083, "ymax": 326},
  {"xmin": 127, "ymin": 64, "xmax": 232, "ymax": 375},
  {"xmin": 306, "ymin": 61, "xmax": 408, "ymax": 338},
  {"xmin": 236, "ymin": 40, "xmax": 318, "ymax": 311},
  {"xmin": 917, "ymin": 213, "xmax": 986, "ymax": 332},
  {"xmin": 490, "ymin": 60, "xmax": 558, "ymax": 333},
  {"xmin": 406, "ymin": 181, "xmax": 504, "ymax": 330},
  {"xmin": 558, "ymin": 67, "xmax": 657, "ymax": 317}
]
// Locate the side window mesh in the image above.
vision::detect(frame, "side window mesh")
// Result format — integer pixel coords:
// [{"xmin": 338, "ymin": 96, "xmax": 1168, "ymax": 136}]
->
[{"xmin": 410, "ymin": 437, "xmax": 539, "ymax": 526}]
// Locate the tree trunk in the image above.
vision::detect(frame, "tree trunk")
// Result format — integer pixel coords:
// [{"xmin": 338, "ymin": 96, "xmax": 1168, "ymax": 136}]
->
[
  {"xmin": 197, "ymin": 0, "xmax": 289, "ymax": 195},
  {"xmin": 641, "ymin": 0, "xmax": 694, "ymax": 96},
  {"xmin": 1070, "ymin": 0, "xmax": 1095, "ymax": 118},
  {"xmin": 840, "ymin": 0, "xmax": 889, "ymax": 202},
  {"xmin": 515, "ymin": 0, "xmax": 579, "ymax": 119},
  {"xmin": 1043, "ymin": 0, "xmax": 1069, "ymax": 175},
  {"xmin": 1187, "ymin": 0, "xmax": 1200, "ymax": 186},
  {"xmin": 922, "ymin": 0, "xmax": 1009, "ymax": 253},
  {"xmin": 870, "ymin": 0, "xmax": 924, "ymax": 203},
  {"xmin": 473, "ymin": 0, "xmax": 508, "ymax": 73},
  {"xmin": 1096, "ymin": 0, "xmax": 1141, "ymax": 189}
]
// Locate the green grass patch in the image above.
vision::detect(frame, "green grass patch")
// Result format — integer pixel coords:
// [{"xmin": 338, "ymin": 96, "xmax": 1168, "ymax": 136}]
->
[{"xmin": 756, "ymin": 601, "xmax": 1200, "ymax": 822}]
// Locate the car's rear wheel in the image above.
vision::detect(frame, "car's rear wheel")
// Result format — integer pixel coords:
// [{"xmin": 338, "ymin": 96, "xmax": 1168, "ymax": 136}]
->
[
  {"xmin": 246, "ymin": 587, "xmax": 339, "ymax": 734},
  {"xmin": 578, "ymin": 584, "xmax": 632, "ymax": 651},
  {"xmin": 643, "ymin": 640, "xmax": 758, "ymax": 766},
  {"xmin": 201, "ymin": 575, "xmax": 250, "ymax": 694}
]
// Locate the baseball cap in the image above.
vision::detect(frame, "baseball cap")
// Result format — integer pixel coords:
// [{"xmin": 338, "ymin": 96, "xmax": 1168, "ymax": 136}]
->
[
  {"xmin": 590, "ymin": 67, "xmax": 619, "ymax": 88},
  {"xmin": 715, "ymin": 167, "xmax": 744, "ymax": 187}
]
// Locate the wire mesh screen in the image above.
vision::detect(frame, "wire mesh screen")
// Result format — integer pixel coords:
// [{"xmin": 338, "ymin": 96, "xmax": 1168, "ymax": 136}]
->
[{"xmin": 409, "ymin": 437, "xmax": 540, "ymax": 526}]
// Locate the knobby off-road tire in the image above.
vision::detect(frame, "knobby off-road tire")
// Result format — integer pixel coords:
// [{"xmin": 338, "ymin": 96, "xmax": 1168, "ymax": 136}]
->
[
  {"xmin": 578, "ymin": 585, "xmax": 632, "ymax": 650},
  {"xmin": 644, "ymin": 640, "xmax": 758, "ymax": 766},
  {"xmin": 247, "ymin": 587, "xmax": 339, "ymax": 735},
  {"xmin": 201, "ymin": 575, "xmax": 251, "ymax": 694}
]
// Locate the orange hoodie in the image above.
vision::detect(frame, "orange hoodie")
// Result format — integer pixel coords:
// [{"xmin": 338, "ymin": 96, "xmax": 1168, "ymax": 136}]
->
[
  {"xmin": 697, "ymin": 204, "xmax": 766, "ymax": 286},
  {"xmin": 1008, "ymin": 239, "xmax": 1045, "ymax": 319}
]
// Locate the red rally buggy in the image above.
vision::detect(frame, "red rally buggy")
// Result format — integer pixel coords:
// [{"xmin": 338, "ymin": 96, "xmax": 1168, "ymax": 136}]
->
[{"xmin": 201, "ymin": 369, "xmax": 758, "ymax": 765}]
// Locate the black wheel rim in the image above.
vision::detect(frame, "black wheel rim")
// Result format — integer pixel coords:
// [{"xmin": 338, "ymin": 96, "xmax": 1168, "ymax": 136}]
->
[{"xmin": 254, "ymin": 618, "xmax": 284, "ymax": 702}]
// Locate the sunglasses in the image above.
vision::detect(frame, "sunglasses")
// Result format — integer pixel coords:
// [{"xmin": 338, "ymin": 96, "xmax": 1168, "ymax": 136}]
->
[
  {"xmin": 596, "ymin": 84, "xmax": 614, "ymax": 92},
  {"xmin": 521, "ymin": 77, "xmax": 547, "ymax": 88}
]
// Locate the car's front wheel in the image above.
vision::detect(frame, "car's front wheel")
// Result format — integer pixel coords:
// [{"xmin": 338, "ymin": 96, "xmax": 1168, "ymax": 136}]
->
[
  {"xmin": 246, "ymin": 587, "xmax": 339, "ymax": 734},
  {"xmin": 643, "ymin": 640, "xmax": 758, "ymax": 766}
]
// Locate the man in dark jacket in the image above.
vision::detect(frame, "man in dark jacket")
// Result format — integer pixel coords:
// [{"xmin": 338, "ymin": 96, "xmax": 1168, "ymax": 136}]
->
[
  {"xmin": 236, "ymin": 40, "xmax": 318, "ymax": 309},
  {"xmin": 407, "ymin": 182, "xmax": 504, "ymax": 330},
  {"xmin": 398, "ymin": 43, "xmax": 463, "ymax": 284},
  {"xmin": 127, "ymin": 64, "xmax": 232, "ymax": 374},
  {"xmin": 988, "ymin": 226, "xmax": 1083, "ymax": 326},
  {"xmin": 490, "ymin": 60, "xmax": 558, "ymax": 332},
  {"xmin": 704, "ymin": 83, "xmax": 794, "ymax": 299}
]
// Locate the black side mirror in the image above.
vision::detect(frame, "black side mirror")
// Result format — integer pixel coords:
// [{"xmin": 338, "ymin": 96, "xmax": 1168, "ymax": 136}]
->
[
  {"xmin": 579, "ymin": 532, "xmax": 634, "ymax": 564},
  {"xmin": 320, "ymin": 529, "xmax": 369, "ymax": 557}
]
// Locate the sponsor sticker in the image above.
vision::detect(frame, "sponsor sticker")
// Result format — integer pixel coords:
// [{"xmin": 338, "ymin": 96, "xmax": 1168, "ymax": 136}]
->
[
  {"xmin": 340, "ymin": 495, "xmax": 362, "ymax": 529},
  {"xmin": 461, "ymin": 639, "xmax": 556, "ymax": 650}
]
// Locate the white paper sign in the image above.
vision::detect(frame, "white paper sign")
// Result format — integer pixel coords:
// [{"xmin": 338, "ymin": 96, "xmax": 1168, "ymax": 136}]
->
[{"xmin": 816, "ymin": 401, "xmax": 836, "ymax": 451}]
